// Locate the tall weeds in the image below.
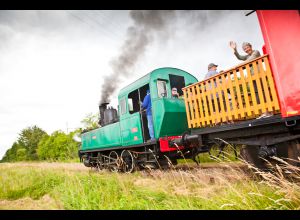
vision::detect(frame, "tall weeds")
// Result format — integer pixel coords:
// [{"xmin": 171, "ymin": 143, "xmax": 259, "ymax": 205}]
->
[
  {"xmin": 147, "ymin": 144, "xmax": 300, "ymax": 209},
  {"xmin": 0, "ymin": 151, "xmax": 299, "ymax": 210}
]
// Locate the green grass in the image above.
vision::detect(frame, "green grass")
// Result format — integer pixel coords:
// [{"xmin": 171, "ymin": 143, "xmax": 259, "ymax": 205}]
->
[
  {"xmin": 0, "ymin": 160, "xmax": 299, "ymax": 210},
  {"xmin": 0, "ymin": 168, "xmax": 62, "ymax": 200}
]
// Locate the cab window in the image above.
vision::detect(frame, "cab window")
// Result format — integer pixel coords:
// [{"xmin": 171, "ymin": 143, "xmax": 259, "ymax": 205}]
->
[
  {"xmin": 128, "ymin": 84, "xmax": 150, "ymax": 114},
  {"xmin": 120, "ymin": 98, "xmax": 126, "ymax": 115},
  {"xmin": 157, "ymin": 80, "xmax": 167, "ymax": 98},
  {"xmin": 128, "ymin": 90, "xmax": 140, "ymax": 114},
  {"xmin": 169, "ymin": 74, "xmax": 185, "ymax": 96}
]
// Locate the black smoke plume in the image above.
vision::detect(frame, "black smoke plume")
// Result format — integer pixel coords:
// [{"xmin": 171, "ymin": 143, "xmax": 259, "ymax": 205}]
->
[{"xmin": 100, "ymin": 10, "xmax": 176, "ymax": 104}]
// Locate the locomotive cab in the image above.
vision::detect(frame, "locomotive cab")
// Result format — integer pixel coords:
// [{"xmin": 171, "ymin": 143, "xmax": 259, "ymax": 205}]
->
[
  {"xmin": 79, "ymin": 67, "xmax": 199, "ymax": 172},
  {"xmin": 118, "ymin": 67, "xmax": 198, "ymax": 146}
]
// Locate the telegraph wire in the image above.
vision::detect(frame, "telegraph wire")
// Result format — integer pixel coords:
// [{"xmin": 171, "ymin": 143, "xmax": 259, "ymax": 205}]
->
[
  {"xmin": 66, "ymin": 10, "xmax": 121, "ymax": 44},
  {"xmin": 82, "ymin": 12, "xmax": 124, "ymax": 40},
  {"xmin": 92, "ymin": 10, "xmax": 127, "ymax": 35}
]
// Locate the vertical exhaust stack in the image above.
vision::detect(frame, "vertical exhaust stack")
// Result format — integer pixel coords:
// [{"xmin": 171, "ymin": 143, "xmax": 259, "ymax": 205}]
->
[
  {"xmin": 99, "ymin": 103, "xmax": 109, "ymax": 127},
  {"xmin": 99, "ymin": 103, "xmax": 119, "ymax": 127},
  {"xmin": 104, "ymin": 106, "xmax": 119, "ymax": 125}
]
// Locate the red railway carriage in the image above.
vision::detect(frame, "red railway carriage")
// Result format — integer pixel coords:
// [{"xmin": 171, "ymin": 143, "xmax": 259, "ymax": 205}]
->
[
  {"xmin": 175, "ymin": 10, "xmax": 300, "ymax": 169},
  {"xmin": 257, "ymin": 10, "xmax": 300, "ymax": 118}
]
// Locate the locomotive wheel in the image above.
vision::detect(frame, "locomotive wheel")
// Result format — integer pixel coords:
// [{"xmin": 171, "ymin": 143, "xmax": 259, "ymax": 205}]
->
[
  {"xmin": 96, "ymin": 152, "xmax": 104, "ymax": 170},
  {"xmin": 239, "ymin": 145, "xmax": 268, "ymax": 170},
  {"xmin": 144, "ymin": 162, "xmax": 158, "ymax": 171},
  {"xmin": 157, "ymin": 158, "xmax": 171, "ymax": 169},
  {"xmin": 121, "ymin": 150, "xmax": 135, "ymax": 173},
  {"xmin": 108, "ymin": 151, "xmax": 120, "ymax": 172},
  {"xmin": 240, "ymin": 141, "xmax": 300, "ymax": 170}
]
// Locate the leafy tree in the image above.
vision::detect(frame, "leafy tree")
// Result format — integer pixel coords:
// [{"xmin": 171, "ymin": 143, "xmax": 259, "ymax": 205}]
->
[
  {"xmin": 36, "ymin": 133, "xmax": 50, "ymax": 160},
  {"xmin": 37, "ymin": 130, "xmax": 80, "ymax": 161},
  {"xmin": 18, "ymin": 125, "xmax": 47, "ymax": 160},
  {"xmin": 16, "ymin": 148, "xmax": 27, "ymax": 161},
  {"xmin": 80, "ymin": 112, "xmax": 99, "ymax": 131},
  {"xmin": 1, "ymin": 142, "xmax": 18, "ymax": 162},
  {"xmin": 1, "ymin": 125, "xmax": 47, "ymax": 162}
]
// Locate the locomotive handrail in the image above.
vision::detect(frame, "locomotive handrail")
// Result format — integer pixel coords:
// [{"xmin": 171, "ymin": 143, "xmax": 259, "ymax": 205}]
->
[{"xmin": 182, "ymin": 55, "xmax": 280, "ymax": 128}]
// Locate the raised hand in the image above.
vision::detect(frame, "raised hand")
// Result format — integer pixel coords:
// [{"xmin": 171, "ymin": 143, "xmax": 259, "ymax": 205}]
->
[{"xmin": 229, "ymin": 41, "xmax": 237, "ymax": 50}]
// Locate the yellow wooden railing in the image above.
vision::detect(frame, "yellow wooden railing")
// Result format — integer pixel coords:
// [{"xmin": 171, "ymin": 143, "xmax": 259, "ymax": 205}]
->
[{"xmin": 183, "ymin": 55, "xmax": 280, "ymax": 128}]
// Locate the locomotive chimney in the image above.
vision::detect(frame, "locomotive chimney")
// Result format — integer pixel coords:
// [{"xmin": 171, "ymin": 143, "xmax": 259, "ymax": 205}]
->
[{"xmin": 99, "ymin": 102, "xmax": 109, "ymax": 127}]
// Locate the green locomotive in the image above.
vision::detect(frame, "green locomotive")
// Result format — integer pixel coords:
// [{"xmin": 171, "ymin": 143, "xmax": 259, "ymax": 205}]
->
[{"xmin": 78, "ymin": 67, "xmax": 199, "ymax": 172}]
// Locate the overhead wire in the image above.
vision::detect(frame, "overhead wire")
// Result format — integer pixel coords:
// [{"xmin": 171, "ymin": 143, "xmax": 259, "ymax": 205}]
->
[
  {"xmin": 81, "ymin": 11, "xmax": 124, "ymax": 41},
  {"xmin": 66, "ymin": 10, "xmax": 121, "ymax": 44},
  {"xmin": 92, "ymin": 10, "xmax": 127, "ymax": 34}
]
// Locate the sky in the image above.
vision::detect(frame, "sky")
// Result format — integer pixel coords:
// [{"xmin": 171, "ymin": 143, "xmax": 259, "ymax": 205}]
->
[{"xmin": 0, "ymin": 10, "xmax": 264, "ymax": 159}]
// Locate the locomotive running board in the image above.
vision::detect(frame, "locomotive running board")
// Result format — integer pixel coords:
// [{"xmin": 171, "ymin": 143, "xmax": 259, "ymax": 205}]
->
[{"xmin": 79, "ymin": 139, "xmax": 158, "ymax": 154}]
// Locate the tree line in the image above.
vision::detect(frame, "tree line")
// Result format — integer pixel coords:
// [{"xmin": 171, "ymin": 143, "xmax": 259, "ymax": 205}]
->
[{"xmin": 0, "ymin": 113, "xmax": 99, "ymax": 162}]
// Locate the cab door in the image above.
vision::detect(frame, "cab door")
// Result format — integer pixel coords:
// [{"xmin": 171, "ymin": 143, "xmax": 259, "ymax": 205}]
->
[
  {"xmin": 119, "ymin": 92, "xmax": 144, "ymax": 146},
  {"xmin": 120, "ymin": 112, "xmax": 143, "ymax": 146},
  {"xmin": 119, "ymin": 85, "xmax": 151, "ymax": 146}
]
